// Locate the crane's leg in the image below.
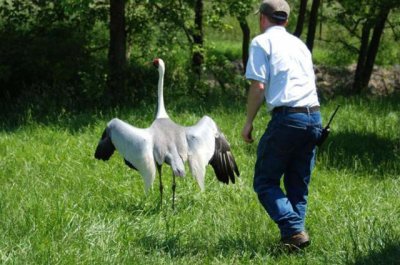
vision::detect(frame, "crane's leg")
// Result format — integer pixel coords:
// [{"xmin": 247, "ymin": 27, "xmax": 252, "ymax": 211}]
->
[
  {"xmin": 158, "ymin": 166, "xmax": 163, "ymax": 209},
  {"xmin": 172, "ymin": 173, "xmax": 176, "ymax": 210}
]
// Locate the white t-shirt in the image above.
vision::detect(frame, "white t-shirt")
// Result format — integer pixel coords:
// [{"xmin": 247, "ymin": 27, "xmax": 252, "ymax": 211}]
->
[{"xmin": 245, "ymin": 26, "xmax": 320, "ymax": 111}]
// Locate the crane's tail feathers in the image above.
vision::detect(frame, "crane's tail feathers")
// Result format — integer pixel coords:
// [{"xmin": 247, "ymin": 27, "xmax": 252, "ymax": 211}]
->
[
  {"xmin": 94, "ymin": 128, "xmax": 115, "ymax": 161},
  {"xmin": 209, "ymin": 133, "xmax": 240, "ymax": 185}
]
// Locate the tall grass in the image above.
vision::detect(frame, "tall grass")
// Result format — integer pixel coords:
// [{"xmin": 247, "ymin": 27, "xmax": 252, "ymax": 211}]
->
[{"xmin": 0, "ymin": 95, "xmax": 399, "ymax": 264}]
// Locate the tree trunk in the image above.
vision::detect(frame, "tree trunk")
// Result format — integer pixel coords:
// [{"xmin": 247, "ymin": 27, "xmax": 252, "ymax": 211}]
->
[
  {"xmin": 353, "ymin": 21, "xmax": 372, "ymax": 93},
  {"xmin": 238, "ymin": 17, "xmax": 250, "ymax": 74},
  {"xmin": 360, "ymin": 7, "xmax": 391, "ymax": 90},
  {"xmin": 293, "ymin": 0, "xmax": 308, "ymax": 37},
  {"xmin": 306, "ymin": 0, "xmax": 320, "ymax": 52},
  {"xmin": 353, "ymin": 7, "xmax": 390, "ymax": 93},
  {"xmin": 107, "ymin": 0, "xmax": 126, "ymax": 104},
  {"xmin": 192, "ymin": 0, "xmax": 204, "ymax": 77}
]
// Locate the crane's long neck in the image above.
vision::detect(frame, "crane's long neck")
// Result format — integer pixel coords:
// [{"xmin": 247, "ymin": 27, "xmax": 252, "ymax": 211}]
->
[{"xmin": 156, "ymin": 66, "xmax": 169, "ymax": 119}]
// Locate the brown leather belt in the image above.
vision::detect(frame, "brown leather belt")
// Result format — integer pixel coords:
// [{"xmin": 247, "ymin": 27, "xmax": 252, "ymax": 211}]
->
[{"xmin": 273, "ymin": 106, "xmax": 320, "ymax": 114}]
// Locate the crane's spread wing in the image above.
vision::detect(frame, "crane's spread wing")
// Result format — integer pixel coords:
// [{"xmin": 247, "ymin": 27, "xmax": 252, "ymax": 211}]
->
[
  {"xmin": 95, "ymin": 127, "xmax": 116, "ymax": 161},
  {"xmin": 124, "ymin": 159, "xmax": 137, "ymax": 170},
  {"xmin": 186, "ymin": 116, "xmax": 239, "ymax": 190},
  {"xmin": 95, "ymin": 118, "xmax": 156, "ymax": 191},
  {"xmin": 209, "ymin": 132, "xmax": 240, "ymax": 184}
]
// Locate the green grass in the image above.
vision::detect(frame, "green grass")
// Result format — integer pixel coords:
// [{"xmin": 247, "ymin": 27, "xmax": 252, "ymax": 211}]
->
[{"xmin": 1, "ymin": 95, "xmax": 399, "ymax": 264}]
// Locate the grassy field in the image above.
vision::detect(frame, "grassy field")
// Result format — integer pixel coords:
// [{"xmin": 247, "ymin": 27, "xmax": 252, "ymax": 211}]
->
[{"xmin": 0, "ymin": 95, "xmax": 399, "ymax": 264}]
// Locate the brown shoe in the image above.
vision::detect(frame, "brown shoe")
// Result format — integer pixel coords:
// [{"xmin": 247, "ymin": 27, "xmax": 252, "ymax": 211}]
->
[{"xmin": 281, "ymin": 231, "xmax": 310, "ymax": 250}]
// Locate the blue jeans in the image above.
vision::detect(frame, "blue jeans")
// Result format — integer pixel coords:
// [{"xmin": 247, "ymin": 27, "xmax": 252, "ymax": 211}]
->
[{"xmin": 253, "ymin": 109, "xmax": 322, "ymax": 238}]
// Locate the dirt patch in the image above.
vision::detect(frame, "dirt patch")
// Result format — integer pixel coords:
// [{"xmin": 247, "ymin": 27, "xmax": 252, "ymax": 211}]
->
[{"xmin": 315, "ymin": 64, "xmax": 400, "ymax": 98}]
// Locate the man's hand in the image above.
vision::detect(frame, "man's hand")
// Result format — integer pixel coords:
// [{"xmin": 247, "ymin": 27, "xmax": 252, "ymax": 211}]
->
[{"xmin": 241, "ymin": 122, "xmax": 254, "ymax": 143}]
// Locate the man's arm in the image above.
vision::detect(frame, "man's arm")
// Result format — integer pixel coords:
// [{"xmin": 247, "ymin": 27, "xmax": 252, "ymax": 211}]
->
[{"xmin": 241, "ymin": 80, "xmax": 265, "ymax": 143}]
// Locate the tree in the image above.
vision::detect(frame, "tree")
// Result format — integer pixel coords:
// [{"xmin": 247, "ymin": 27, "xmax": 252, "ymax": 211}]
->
[
  {"xmin": 0, "ymin": 0, "xmax": 102, "ymax": 105},
  {"xmin": 291, "ymin": 0, "xmax": 323, "ymax": 52},
  {"xmin": 293, "ymin": 0, "xmax": 308, "ymax": 37},
  {"xmin": 230, "ymin": 0, "xmax": 255, "ymax": 73},
  {"xmin": 306, "ymin": 0, "xmax": 321, "ymax": 51},
  {"xmin": 149, "ymin": 0, "xmax": 206, "ymax": 77},
  {"xmin": 330, "ymin": 0, "xmax": 399, "ymax": 93},
  {"xmin": 238, "ymin": 17, "xmax": 251, "ymax": 73},
  {"xmin": 208, "ymin": 0, "xmax": 256, "ymax": 73},
  {"xmin": 107, "ymin": 0, "xmax": 126, "ymax": 104},
  {"xmin": 192, "ymin": 0, "xmax": 204, "ymax": 76},
  {"xmin": 353, "ymin": 2, "xmax": 396, "ymax": 93}
]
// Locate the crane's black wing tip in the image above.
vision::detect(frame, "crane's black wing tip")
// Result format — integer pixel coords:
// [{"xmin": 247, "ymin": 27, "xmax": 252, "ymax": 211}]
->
[
  {"xmin": 94, "ymin": 128, "xmax": 115, "ymax": 161},
  {"xmin": 209, "ymin": 133, "xmax": 240, "ymax": 185}
]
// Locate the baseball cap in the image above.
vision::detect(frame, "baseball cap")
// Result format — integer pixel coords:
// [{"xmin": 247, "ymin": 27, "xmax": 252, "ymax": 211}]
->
[{"xmin": 256, "ymin": 0, "xmax": 290, "ymax": 21}]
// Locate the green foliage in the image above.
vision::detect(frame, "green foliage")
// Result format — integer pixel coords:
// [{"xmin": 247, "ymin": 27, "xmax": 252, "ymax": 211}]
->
[
  {"xmin": 374, "ymin": 32, "xmax": 400, "ymax": 65},
  {"xmin": 147, "ymin": 0, "xmax": 196, "ymax": 46},
  {"xmin": 321, "ymin": 0, "xmax": 400, "ymax": 66},
  {"xmin": 0, "ymin": 0, "xmax": 108, "ymax": 108},
  {"xmin": 0, "ymin": 0, "xmax": 399, "ymax": 112},
  {"xmin": 0, "ymin": 96, "xmax": 399, "ymax": 264},
  {"xmin": 203, "ymin": 41, "xmax": 246, "ymax": 97},
  {"xmin": 312, "ymin": 43, "xmax": 356, "ymax": 66},
  {"xmin": 207, "ymin": 0, "xmax": 256, "ymax": 25},
  {"xmin": 125, "ymin": 1, "xmax": 156, "ymax": 60}
]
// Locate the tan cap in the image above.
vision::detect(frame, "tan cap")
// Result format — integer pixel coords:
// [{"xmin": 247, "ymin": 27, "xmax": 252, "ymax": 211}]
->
[{"xmin": 257, "ymin": 0, "xmax": 290, "ymax": 21}]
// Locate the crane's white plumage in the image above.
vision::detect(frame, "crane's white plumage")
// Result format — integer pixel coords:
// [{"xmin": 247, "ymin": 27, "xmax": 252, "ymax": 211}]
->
[
  {"xmin": 94, "ymin": 58, "xmax": 239, "ymax": 207},
  {"xmin": 154, "ymin": 59, "xmax": 169, "ymax": 119},
  {"xmin": 186, "ymin": 116, "xmax": 218, "ymax": 191},
  {"xmin": 106, "ymin": 118, "xmax": 156, "ymax": 190}
]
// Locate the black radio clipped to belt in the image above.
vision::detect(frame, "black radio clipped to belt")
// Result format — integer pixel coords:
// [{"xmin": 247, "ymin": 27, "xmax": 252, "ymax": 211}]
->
[{"xmin": 316, "ymin": 105, "xmax": 340, "ymax": 147}]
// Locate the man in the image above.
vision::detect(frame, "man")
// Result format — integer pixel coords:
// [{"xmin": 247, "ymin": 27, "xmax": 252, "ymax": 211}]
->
[{"xmin": 241, "ymin": 0, "xmax": 322, "ymax": 249}]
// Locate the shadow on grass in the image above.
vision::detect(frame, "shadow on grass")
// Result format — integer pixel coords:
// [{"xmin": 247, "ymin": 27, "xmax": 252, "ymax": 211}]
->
[
  {"xmin": 353, "ymin": 243, "xmax": 400, "ymax": 265},
  {"xmin": 138, "ymin": 234, "xmax": 192, "ymax": 258},
  {"xmin": 215, "ymin": 234, "xmax": 292, "ymax": 258},
  {"xmin": 0, "ymin": 103, "xmax": 153, "ymax": 134},
  {"xmin": 106, "ymin": 193, "xmax": 163, "ymax": 217},
  {"xmin": 0, "ymin": 89, "xmax": 245, "ymax": 134},
  {"xmin": 318, "ymin": 131, "xmax": 399, "ymax": 176},
  {"xmin": 136, "ymin": 232, "xmax": 289, "ymax": 260},
  {"xmin": 106, "ymin": 185, "xmax": 200, "ymax": 217}
]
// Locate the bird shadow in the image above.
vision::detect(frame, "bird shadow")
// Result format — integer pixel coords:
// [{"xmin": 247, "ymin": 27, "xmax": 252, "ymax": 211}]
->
[
  {"xmin": 106, "ymin": 185, "xmax": 189, "ymax": 217},
  {"xmin": 136, "ymin": 230, "xmax": 298, "ymax": 260},
  {"xmin": 107, "ymin": 196, "xmax": 163, "ymax": 217},
  {"xmin": 106, "ymin": 189, "xmax": 302, "ymax": 260},
  {"xmin": 138, "ymin": 233, "xmax": 189, "ymax": 258}
]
